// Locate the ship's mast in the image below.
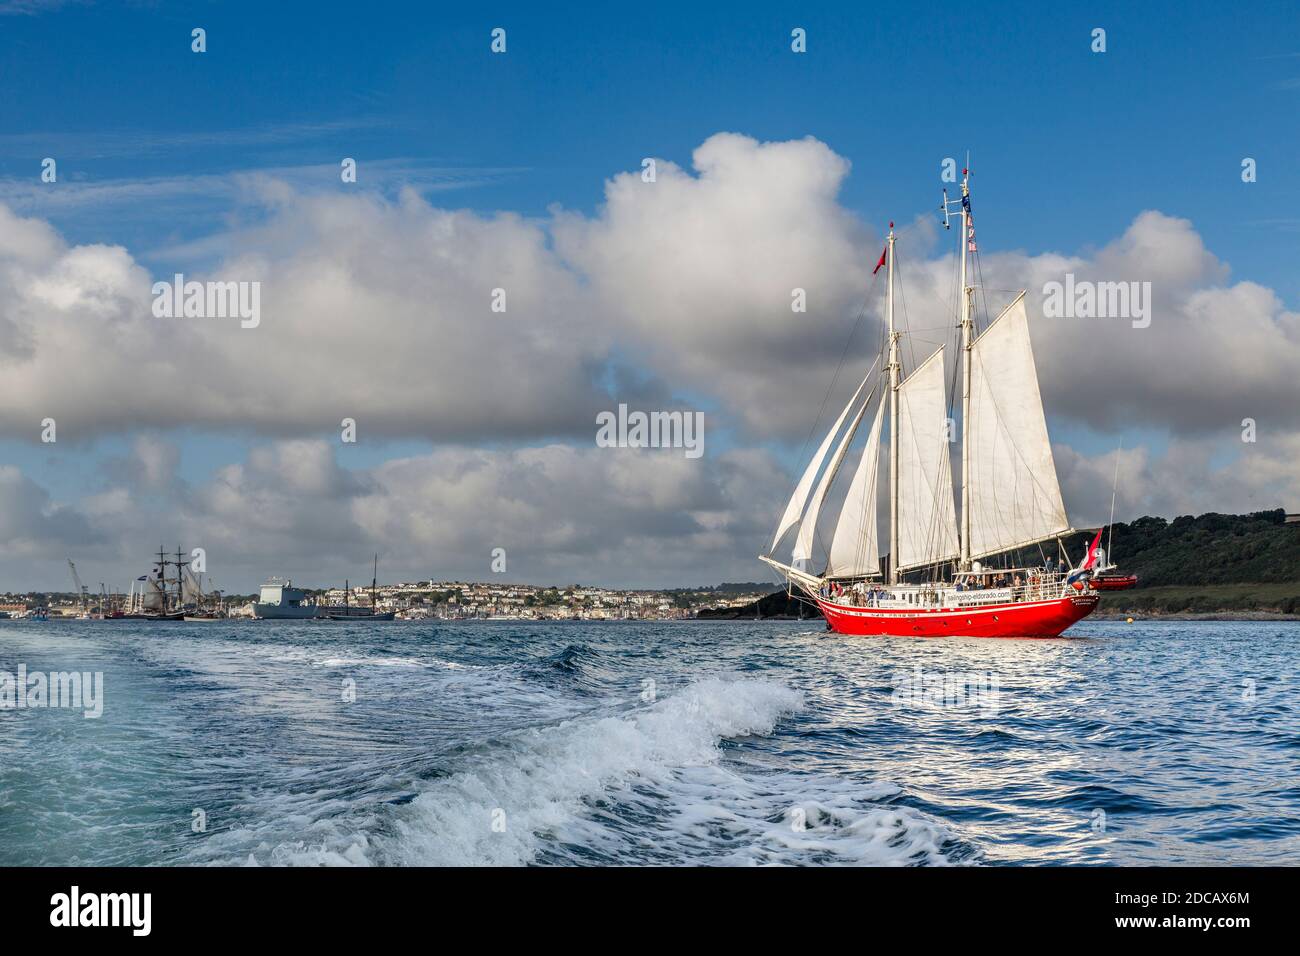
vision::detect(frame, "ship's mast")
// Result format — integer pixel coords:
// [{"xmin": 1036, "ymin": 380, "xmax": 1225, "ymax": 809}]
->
[
  {"xmin": 943, "ymin": 164, "xmax": 975, "ymax": 570},
  {"xmin": 174, "ymin": 546, "xmax": 187, "ymax": 611},
  {"xmin": 156, "ymin": 546, "xmax": 168, "ymax": 611},
  {"xmin": 959, "ymin": 169, "xmax": 973, "ymax": 570},
  {"xmin": 886, "ymin": 222, "xmax": 900, "ymax": 585}
]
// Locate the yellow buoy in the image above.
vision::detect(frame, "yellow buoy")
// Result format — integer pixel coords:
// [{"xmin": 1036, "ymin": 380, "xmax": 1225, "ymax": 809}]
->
[{"xmin": 1126, "ymin": 617, "xmax": 1134, "ymax": 624}]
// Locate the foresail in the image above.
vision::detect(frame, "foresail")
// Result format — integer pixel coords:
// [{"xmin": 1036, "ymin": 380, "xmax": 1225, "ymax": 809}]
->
[
  {"xmin": 769, "ymin": 368, "xmax": 874, "ymax": 553},
  {"xmin": 896, "ymin": 346, "xmax": 960, "ymax": 570},
  {"xmin": 826, "ymin": 393, "xmax": 885, "ymax": 577},
  {"xmin": 966, "ymin": 294, "xmax": 1069, "ymax": 559},
  {"xmin": 793, "ymin": 384, "xmax": 875, "ymax": 565}
]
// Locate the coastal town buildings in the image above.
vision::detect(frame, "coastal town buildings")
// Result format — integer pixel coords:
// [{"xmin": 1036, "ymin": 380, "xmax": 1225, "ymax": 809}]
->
[{"xmin": 0, "ymin": 582, "xmax": 770, "ymax": 621}]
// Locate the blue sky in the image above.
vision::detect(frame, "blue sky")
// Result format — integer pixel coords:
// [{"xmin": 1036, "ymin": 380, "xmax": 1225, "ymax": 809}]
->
[
  {"xmin": 1, "ymin": 0, "xmax": 1298, "ymax": 590},
  {"xmin": 3, "ymin": 0, "xmax": 1296, "ymax": 290}
]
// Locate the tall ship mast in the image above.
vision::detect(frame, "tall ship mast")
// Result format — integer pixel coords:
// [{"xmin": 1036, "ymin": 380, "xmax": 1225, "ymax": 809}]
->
[
  {"xmin": 132, "ymin": 546, "xmax": 190, "ymax": 621},
  {"xmin": 761, "ymin": 166, "xmax": 1113, "ymax": 638}
]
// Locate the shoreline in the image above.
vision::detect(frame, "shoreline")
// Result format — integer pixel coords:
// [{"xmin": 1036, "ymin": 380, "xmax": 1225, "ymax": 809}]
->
[{"xmin": 1092, "ymin": 609, "xmax": 1300, "ymax": 622}]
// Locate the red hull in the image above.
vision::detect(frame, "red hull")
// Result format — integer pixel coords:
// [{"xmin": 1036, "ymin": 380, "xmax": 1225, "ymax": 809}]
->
[{"xmin": 816, "ymin": 593, "xmax": 1099, "ymax": 638}]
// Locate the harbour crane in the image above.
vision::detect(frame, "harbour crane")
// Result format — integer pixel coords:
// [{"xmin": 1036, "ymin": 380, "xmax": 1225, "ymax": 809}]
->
[{"xmin": 66, "ymin": 559, "xmax": 89, "ymax": 616}]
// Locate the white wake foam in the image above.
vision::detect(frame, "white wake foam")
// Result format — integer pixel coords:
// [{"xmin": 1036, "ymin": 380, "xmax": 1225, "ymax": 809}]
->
[
  {"xmin": 225, "ymin": 676, "xmax": 969, "ymax": 866},
  {"xmin": 312, "ymin": 656, "xmax": 466, "ymax": 669},
  {"xmin": 371, "ymin": 676, "xmax": 968, "ymax": 866},
  {"xmin": 369, "ymin": 677, "xmax": 797, "ymax": 865}
]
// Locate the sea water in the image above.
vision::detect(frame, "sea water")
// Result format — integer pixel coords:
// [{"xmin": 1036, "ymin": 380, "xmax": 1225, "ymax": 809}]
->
[{"xmin": 0, "ymin": 619, "xmax": 1296, "ymax": 866}]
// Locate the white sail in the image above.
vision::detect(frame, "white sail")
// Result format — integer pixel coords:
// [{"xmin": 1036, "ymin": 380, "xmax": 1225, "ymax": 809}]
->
[
  {"xmin": 826, "ymin": 393, "xmax": 886, "ymax": 577},
  {"xmin": 896, "ymin": 346, "xmax": 960, "ymax": 570},
  {"xmin": 965, "ymin": 293, "xmax": 1069, "ymax": 559},
  {"xmin": 769, "ymin": 367, "xmax": 875, "ymax": 553},
  {"xmin": 143, "ymin": 578, "xmax": 166, "ymax": 611},
  {"xmin": 793, "ymin": 385, "xmax": 875, "ymax": 565},
  {"xmin": 182, "ymin": 568, "xmax": 205, "ymax": 604}
]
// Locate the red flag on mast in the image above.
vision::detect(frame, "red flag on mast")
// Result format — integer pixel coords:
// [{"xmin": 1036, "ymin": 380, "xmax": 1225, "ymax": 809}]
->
[
  {"xmin": 873, "ymin": 245, "xmax": 887, "ymax": 274},
  {"xmin": 1067, "ymin": 527, "xmax": 1107, "ymax": 586},
  {"xmin": 1082, "ymin": 527, "xmax": 1105, "ymax": 570}
]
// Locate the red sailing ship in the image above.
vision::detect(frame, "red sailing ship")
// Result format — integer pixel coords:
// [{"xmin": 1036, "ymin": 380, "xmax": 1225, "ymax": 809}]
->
[{"xmin": 761, "ymin": 167, "xmax": 1123, "ymax": 638}]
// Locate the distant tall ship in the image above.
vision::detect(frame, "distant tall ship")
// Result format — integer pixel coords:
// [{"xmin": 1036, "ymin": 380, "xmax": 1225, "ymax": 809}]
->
[
  {"xmin": 761, "ymin": 168, "xmax": 1115, "ymax": 638},
  {"xmin": 123, "ymin": 547, "xmax": 204, "ymax": 621}
]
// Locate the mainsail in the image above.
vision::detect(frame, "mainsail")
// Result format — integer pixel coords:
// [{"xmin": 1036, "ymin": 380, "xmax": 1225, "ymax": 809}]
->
[
  {"xmin": 826, "ymin": 393, "xmax": 886, "ymax": 577},
  {"xmin": 769, "ymin": 365, "xmax": 876, "ymax": 553},
  {"xmin": 965, "ymin": 293, "xmax": 1069, "ymax": 558},
  {"xmin": 896, "ymin": 346, "xmax": 960, "ymax": 570}
]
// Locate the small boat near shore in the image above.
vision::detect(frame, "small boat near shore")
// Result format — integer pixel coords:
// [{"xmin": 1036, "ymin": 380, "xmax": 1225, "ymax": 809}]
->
[
  {"xmin": 327, "ymin": 557, "xmax": 395, "ymax": 620},
  {"xmin": 1092, "ymin": 573, "xmax": 1139, "ymax": 591},
  {"xmin": 327, "ymin": 610, "xmax": 396, "ymax": 621}
]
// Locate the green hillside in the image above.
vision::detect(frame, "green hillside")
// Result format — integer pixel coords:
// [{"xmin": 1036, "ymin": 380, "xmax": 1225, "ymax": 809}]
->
[
  {"xmin": 1001, "ymin": 510, "xmax": 1299, "ymax": 615},
  {"xmin": 1101, "ymin": 509, "xmax": 1300, "ymax": 586}
]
